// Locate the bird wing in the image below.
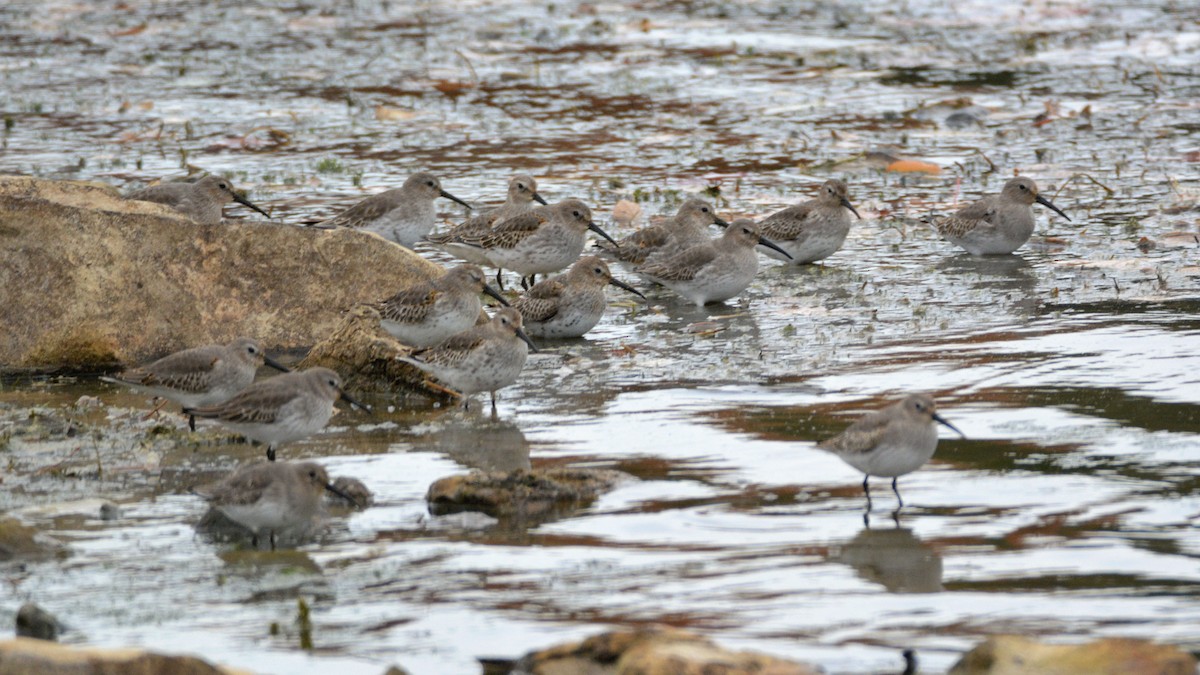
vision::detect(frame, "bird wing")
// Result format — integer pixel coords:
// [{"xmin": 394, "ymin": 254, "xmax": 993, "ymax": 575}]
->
[
  {"xmin": 196, "ymin": 464, "xmax": 279, "ymax": 505},
  {"xmin": 635, "ymin": 244, "xmax": 716, "ymax": 282},
  {"xmin": 513, "ymin": 280, "xmax": 565, "ymax": 323},
  {"xmin": 377, "ymin": 285, "xmax": 438, "ymax": 325},
  {"xmin": 934, "ymin": 195, "xmax": 998, "ymax": 239},
  {"xmin": 758, "ymin": 202, "xmax": 817, "ymax": 241},
  {"xmin": 409, "ymin": 329, "xmax": 487, "ymax": 368},
  {"xmin": 598, "ymin": 224, "xmax": 671, "ymax": 264},
  {"xmin": 817, "ymin": 409, "xmax": 891, "ymax": 455},
  {"xmin": 186, "ymin": 383, "xmax": 298, "ymax": 423},
  {"xmin": 318, "ymin": 190, "xmax": 400, "ymax": 229},
  {"xmin": 117, "ymin": 346, "xmax": 224, "ymax": 394},
  {"xmin": 125, "ymin": 182, "xmax": 188, "ymax": 204},
  {"xmin": 427, "ymin": 209, "xmax": 501, "ymax": 244}
]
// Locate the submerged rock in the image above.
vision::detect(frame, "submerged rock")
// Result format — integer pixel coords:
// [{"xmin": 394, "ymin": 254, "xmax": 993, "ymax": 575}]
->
[
  {"xmin": 15, "ymin": 603, "xmax": 61, "ymax": 641},
  {"xmin": 0, "ymin": 175, "xmax": 441, "ymax": 372},
  {"xmin": 426, "ymin": 468, "xmax": 625, "ymax": 523},
  {"xmin": 949, "ymin": 635, "xmax": 1197, "ymax": 674},
  {"xmin": 0, "ymin": 518, "xmax": 64, "ymax": 562},
  {"xmin": 328, "ymin": 476, "xmax": 374, "ymax": 509},
  {"xmin": 0, "ymin": 637, "xmax": 251, "ymax": 674},
  {"xmin": 512, "ymin": 627, "xmax": 821, "ymax": 675}
]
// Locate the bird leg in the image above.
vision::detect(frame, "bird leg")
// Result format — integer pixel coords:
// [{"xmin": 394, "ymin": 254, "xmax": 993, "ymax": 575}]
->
[
  {"xmin": 269, "ymin": 530, "xmax": 276, "ymax": 552},
  {"xmin": 891, "ymin": 477, "xmax": 904, "ymax": 509},
  {"xmin": 490, "ymin": 391, "xmax": 498, "ymax": 412},
  {"xmin": 188, "ymin": 414, "xmax": 196, "ymax": 432},
  {"xmin": 495, "ymin": 269, "xmax": 505, "ymax": 291},
  {"xmin": 266, "ymin": 446, "xmax": 276, "ymax": 462},
  {"xmin": 862, "ymin": 475, "xmax": 873, "ymax": 512},
  {"xmin": 141, "ymin": 397, "xmax": 168, "ymax": 421}
]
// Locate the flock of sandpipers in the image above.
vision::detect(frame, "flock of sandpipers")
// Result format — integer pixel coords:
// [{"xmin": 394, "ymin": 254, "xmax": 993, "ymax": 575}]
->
[{"xmin": 104, "ymin": 169, "xmax": 1071, "ymax": 546}]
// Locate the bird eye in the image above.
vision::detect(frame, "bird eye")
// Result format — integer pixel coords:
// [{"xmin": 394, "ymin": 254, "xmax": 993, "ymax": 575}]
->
[
  {"xmin": 517, "ymin": 183, "xmax": 526, "ymax": 190},
  {"xmin": 701, "ymin": 206, "xmax": 709, "ymax": 213},
  {"xmin": 248, "ymin": 346, "xmax": 257, "ymax": 354},
  {"xmin": 1018, "ymin": 184, "xmax": 1027, "ymax": 191},
  {"xmin": 219, "ymin": 182, "xmax": 228, "ymax": 190},
  {"xmin": 427, "ymin": 180, "xmax": 435, "ymax": 187},
  {"xmin": 328, "ymin": 379, "xmax": 337, "ymax": 387},
  {"xmin": 572, "ymin": 210, "xmax": 581, "ymax": 218}
]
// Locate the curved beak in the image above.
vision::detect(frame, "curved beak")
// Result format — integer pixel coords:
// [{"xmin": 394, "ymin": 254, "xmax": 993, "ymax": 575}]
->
[
  {"xmin": 932, "ymin": 412, "xmax": 966, "ymax": 438},
  {"xmin": 588, "ymin": 221, "xmax": 619, "ymax": 248},
  {"xmin": 233, "ymin": 192, "xmax": 271, "ymax": 218},
  {"xmin": 262, "ymin": 354, "xmax": 290, "ymax": 373},
  {"xmin": 337, "ymin": 388, "xmax": 372, "ymax": 414},
  {"xmin": 758, "ymin": 235, "xmax": 794, "ymax": 260},
  {"xmin": 840, "ymin": 197, "xmax": 863, "ymax": 220},
  {"xmin": 532, "ymin": 191, "xmax": 548, "ymax": 206},
  {"xmin": 440, "ymin": 189, "xmax": 473, "ymax": 210},
  {"xmin": 515, "ymin": 327, "xmax": 539, "ymax": 353},
  {"xmin": 713, "ymin": 215, "xmax": 730, "ymax": 227},
  {"xmin": 607, "ymin": 276, "xmax": 646, "ymax": 300},
  {"xmin": 1035, "ymin": 194, "xmax": 1070, "ymax": 222},
  {"xmin": 482, "ymin": 283, "xmax": 510, "ymax": 307},
  {"xmin": 323, "ymin": 481, "xmax": 359, "ymax": 508}
]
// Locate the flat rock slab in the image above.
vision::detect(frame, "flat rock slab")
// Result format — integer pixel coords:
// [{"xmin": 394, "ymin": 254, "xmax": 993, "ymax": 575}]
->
[
  {"xmin": 427, "ymin": 468, "xmax": 626, "ymax": 524},
  {"xmin": 0, "ymin": 175, "xmax": 441, "ymax": 372},
  {"xmin": 513, "ymin": 627, "xmax": 821, "ymax": 675},
  {"xmin": 0, "ymin": 637, "xmax": 252, "ymax": 675},
  {"xmin": 950, "ymin": 635, "xmax": 1198, "ymax": 675}
]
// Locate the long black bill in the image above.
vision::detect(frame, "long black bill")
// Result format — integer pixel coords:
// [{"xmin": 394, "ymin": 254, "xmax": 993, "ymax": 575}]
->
[
  {"xmin": 587, "ymin": 221, "xmax": 619, "ymax": 248},
  {"xmin": 932, "ymin": 412, "xmax": 966, "ymax": 438},
  {"xmin": 532, "ymin": 192, "xmax": 549, "ymax": 205},
  {"xmin": 233, "ymin": 192, "xmax": 272, "ymax": 218},
  {"xmin": 713, "ymin": 216, "xmax": 730, "ymax": 227},
  {"xmin": 841, "ymin": 197, "xmax": 863, "ymax": 220},
  {"xmin": 515, "ymin": 327, "xmax": 539, "ymax": 353},
  {"xmin": 440, "ymin": 189, "xmax": 473, "ymax": 210},
  {"xmin": 482, "ymin": 283, "xmax": 511, "ymax": 307},
  {"xmin": 1035, "ymin": 194, "xmax": 1071, "ymax": 221},
  {"xmin": 758, "ymin": 235, "xmax": 794, "ymax": 260},
  {"xmin": 263, "ymin": 354, "xmax": 291, "ymax": 373},
  {"xmin": 608, "ymin": 277, "xmax": 646, "ymax": 300},
  {"xmin": 338, "ymin": 388, "xmax": 372, "ymax": 414},
  {"xmin": 323, "ymin": 481, "xmax": 359, "ymax": 508}
]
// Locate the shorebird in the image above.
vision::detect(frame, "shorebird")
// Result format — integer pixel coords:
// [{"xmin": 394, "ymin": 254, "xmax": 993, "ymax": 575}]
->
[
  {"xmin": 513, "ymin": 256, "xmax": 645, "ymax": 339},
  {"xmin": 447, "ymin": 199, "xmax": 618, "ymax": 289},
  {"xmin": 818, "ymin": 394, "xmax": 964, "ymax": 512},
  {"xmin": 184, "ymin": 367, "xmax": 369, "ymax": 462},
  {"xmin": 635, "ymin": 218, "xmax": 791, "ymax": 306},
  {"xmin": 376, "ymin": 264, "xmax": 509, "ymax": 348},
  {"xmin": 932, "ymin": 176, "xmax": 1071, "ymax": 255},
  {"xmin": 399, "ymin": 307, "xmax": 537, "ymax": 410},
  {"xmin": 314, "ymin": 171, "xmax": 471, "ymax": 247},
  {"xmin": 757, "ymin": 179, "xmax": 862, "ymax": 264},
  {"xmin": 595, "ymin": 198, "xmax": 728, "ymax": 268},
  {"xmin": 102, "ymin": 337, "xmax": 289, "ymax": 431},
  {"xmin": 194, "ymin": 460, "xmax": 355, "ymax": 549},
  {"xmin": 126, "ymin": 174, "xmax": 270, "ymax": 225},
  {"xmin": 426, "ymin": 174, "xmax": 548, "ymax": 270}
]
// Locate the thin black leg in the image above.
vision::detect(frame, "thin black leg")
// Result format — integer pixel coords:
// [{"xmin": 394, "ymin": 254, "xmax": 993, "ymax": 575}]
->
[
  {"xmin": 862, "ymin": 474, "xmax": 873, "ymax": 512},
  {"xmin": 269, "ymin": 531, "xmax": 276, "ymax": 552},
  {"xmin": 892, "ymin": 477, "xmax": 904, "ymax": 509},
  {"xmin": 902, "ymin": 649, "xmax": 917, "ymax": 675},
  {"xmin": 490, "ymin": 391, "xmax": 497, "ymax": 412},
  {"xmin": 266, "ymin": 446, "xmax": 276, "ymax": 462},
  {"xmin": 188, "ymin": 414, "xmax": 196, "ymax": 432},
  {"xmin": 495, "ymin": 269, "xmax": 504, "ymax": 290}
]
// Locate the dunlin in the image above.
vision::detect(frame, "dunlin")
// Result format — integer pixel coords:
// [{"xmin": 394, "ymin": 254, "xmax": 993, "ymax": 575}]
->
[
  {"xmin": 635, "ymin": 218, "xmax": 791, "ymax": 306},
  {"xmin": 399, "ymin": 307, "xmax": 537, "ymax": 410},
  {"xmin": 102, "ymin": 337, "xmax": 289, "ymax": 431},
  {"xmin": 126, "ymin": 174, "xmax": 270, "ymax": 225},
  {"xmin": 194, "ymin": 460, "xmax": 354, "ymax": 549},
  {"xmin": 818, "ymin": 394, "xmax": 964, "ymax": 511},
  {"xmin": 315, "ymin": 171, "xmax": 471, "ymax": 248},
  {"xmin": 184, "ymin": 367, "xmax": 368, "ymax": 462},
  {"xmin": 377, "ymin": 263, "xmax": 509, "ymax": 348},
  {"xmin": 426, "ymin": 174, "xmax": 547, "ymax": 267},
  {"xmin": 448, "ymin": 199, "xmax": 618, "ymax": 289},
  {"xmin": 513, "ymin": 255, "xmax": 645, "ymax": 339},
  {"xmin": 933, "ymin": 176, "xmax": 1070, "ymax": 255},
  {"xmin": 757, "ymin": 179, "xmax": 862, "ymax": 264},
  {"xmin": 596, "ymin": 198, "xmax": 728, "ymax": 267}
]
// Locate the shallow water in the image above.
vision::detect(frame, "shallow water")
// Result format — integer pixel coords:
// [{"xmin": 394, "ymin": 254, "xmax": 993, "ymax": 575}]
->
[{"xmin": 3, "ymin": 0, "xmax": 1200, "ymax": 673}]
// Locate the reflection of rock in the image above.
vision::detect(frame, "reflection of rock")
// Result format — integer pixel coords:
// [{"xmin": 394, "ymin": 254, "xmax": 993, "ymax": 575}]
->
[
  {"xmin": 0, "ymin": 518, "xmax": 65, "ymax": 562},
  {"xmin": 0, "ymin": 637, "xmax": 251, "ymax": 674},
  {"xmin": 949, "ymin": 635, "xmax": 1197, "ymax": 674},
  {"xmin": 0, "ymin": 175, "xmax": 441, "ymax": 371},
  {"xmin": 15, "ymin": 603, "xmax": 61, "ymax": 642},
  {"xmin": 513, "ymin": 627, "xmax": 821, "ymax": 675},
  {"xmin": 831, "ymin": 526, "xmax": 943, "ymax": 593},
  {"xmin": 426, "ymin": 417, "xmax": 531, "ymax": 472},
  {"xmin": 426, "ymin": 468, "xmax": 624, "ymax": 524}
]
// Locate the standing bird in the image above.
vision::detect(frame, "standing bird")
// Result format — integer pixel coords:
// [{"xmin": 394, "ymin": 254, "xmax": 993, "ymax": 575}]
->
[
  {"xmin": 933, "ymin": 176, "xmax": 1071, "ymax": 255},
  {"xmin": 818, "ymin": 394, "xmax": 964, "ymax": 512},
  {"xmin": 757, "ymin": 179, "xmax": 862, "ymax": 264},
  {"xmin": 449, "ymin": 199, "xmax": 618, "ymax": 289},
  {"xmin": 193, "ymin": 461, "xmax": 355, "ymax": 549},
  {"xmin": 102, "ymin": 337, "xmax": 289, "ymax": 431},
  {"xmin": 399, "ymin": 307, "xmax": 538, "ymax": 410},
  {"xmin": 314, "ymin": 172, "xmax": 471, "ymax": 248},
  {"xmin": 635, "ymin": 219, "xmax": 792, "ymax": 306},
  {"xmin": 595, "ymin": 198, "xmax": 728, "ymax": 268},
  {"xmin": 184, "ymin": 367, "xmax": 369, "ymax": 462},
  {"xmin": 126, "ymin": 174, "xmax": 270, "ymax": 225},
  {"xmin": 513, "ymin": 256, "xmax": 645, "ymax": 339},
  {"xmin": 426, "ymin": 174, "xmax": 548, "ymax": 269},
  {"xmin": 376, "ymin": 263, "xmax": 509, "ymax": 348}
]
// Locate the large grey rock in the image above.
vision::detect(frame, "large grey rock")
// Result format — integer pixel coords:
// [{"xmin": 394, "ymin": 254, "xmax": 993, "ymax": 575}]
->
[{"xmin": 0, "ymin": 175, "xmax": 441, "ymax": 372}]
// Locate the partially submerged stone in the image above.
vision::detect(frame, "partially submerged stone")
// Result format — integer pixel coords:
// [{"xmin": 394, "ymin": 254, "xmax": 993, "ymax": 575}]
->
[
  {"xmin": 513, "ymin": 627, "xmax": 821, "ymax": 675},
  {"xmin": 427, "ymin": 468, "xmax": 625, "ymax": 523},
  {"xmin": 0, "ymin": 518, "xmax": 65, "ymax": 562},
  {"xmin": 0, "ymin": 175, "xmax": 441, "ymax": 372},
  {"xmin": 15, "ymin": 603, "xmax": 61, "ymax": 642},
  {"xmin": 0, "ymin": 637, "xmax": 251, "ymax": 675},
  {"xmin": 949, "ymin": 635, "xmax": 1198, "ymax": 675}
]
